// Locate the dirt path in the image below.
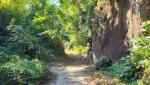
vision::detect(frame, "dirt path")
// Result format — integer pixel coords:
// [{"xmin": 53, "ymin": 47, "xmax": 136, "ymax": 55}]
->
[{"xmin": 45, "ymin": 56, "xmax": 96, "ymax": 85}]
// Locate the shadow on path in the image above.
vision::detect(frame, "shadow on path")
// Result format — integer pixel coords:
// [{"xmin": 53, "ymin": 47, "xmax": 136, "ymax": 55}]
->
[{"xmin": 44, "ymin": 55, "xmax": 96, "ymax": 85}]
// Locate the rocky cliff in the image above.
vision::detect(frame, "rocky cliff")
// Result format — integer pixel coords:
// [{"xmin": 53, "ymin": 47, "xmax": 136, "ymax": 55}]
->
[{"xmin": 92, "ymin": 0, "xmax": 150, "ymax": 63}]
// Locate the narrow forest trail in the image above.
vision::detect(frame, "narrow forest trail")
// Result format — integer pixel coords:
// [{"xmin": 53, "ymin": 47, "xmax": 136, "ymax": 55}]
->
[{"xmin": 45, "ymin": 55, "xmax": 97, "ymax": 85}]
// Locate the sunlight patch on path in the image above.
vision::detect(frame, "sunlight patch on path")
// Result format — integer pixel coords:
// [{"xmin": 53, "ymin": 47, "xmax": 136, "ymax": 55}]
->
[{"xmin": 48, "ymin": 64, "xmax": 96, "ymax": 85}]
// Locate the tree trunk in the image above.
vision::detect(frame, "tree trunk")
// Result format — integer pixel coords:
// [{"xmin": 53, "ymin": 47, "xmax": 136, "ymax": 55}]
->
[{"xmin": 92, "ymin": 0, "xmax": 150, "ymax": 64}]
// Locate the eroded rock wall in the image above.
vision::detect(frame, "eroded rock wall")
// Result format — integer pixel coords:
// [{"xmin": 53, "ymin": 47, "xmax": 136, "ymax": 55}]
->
[{"xmin": 92, "ymin": 0, "xmax": 150, "ymax": 63}]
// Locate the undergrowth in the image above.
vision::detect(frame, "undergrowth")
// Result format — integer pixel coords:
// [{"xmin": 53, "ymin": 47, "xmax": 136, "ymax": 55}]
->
[{"xmin": 95, "ymin": 21, "xmax": 150, "ymax": 85}]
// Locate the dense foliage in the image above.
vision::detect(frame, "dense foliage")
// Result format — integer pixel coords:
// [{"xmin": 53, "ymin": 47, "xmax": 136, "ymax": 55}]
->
[
  {"xmin": 130, "ymin": 21, "xmax": 150, "ymax": 84},
  {"xmin": 59, "ymin": 0, "xmax": 97, "ymax": 54},
  {"xmin": 0, "ymin": 0, "xmax": 96, "ymax": 84},
  {"xmin": 2, "ymin": 0, "xmax": 149, "ymax": 85},
  {"xmin": 0, "ymin": 56, "xmax": 47, "ymax": 85}
]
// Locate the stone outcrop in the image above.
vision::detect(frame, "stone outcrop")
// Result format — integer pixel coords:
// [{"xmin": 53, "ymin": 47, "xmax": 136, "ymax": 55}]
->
[{"xmin": 92, "ymin": 0, "xmax": 150, "ymax": 63}]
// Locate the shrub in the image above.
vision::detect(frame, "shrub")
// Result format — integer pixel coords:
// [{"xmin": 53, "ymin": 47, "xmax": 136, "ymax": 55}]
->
[
  {"xmin": 6, "ymin": 22, "xmax": 60, "ymax": 61},
  {"xmin": 0, "ymin": 47, "xmax": 17, "ymax": 65},
  {"xmin": 95, "ymin": 56, "xmax": 112, "ymax": 70},
  {"xmin": 105, "ymin": 57, "xmax": 140, "ymax": 83},
  {"xmin": 0, "ymin": 0, "xmax": 27, "ymax": 46},
  {"xmin": 0, "ymin": 55, "xmax": 48, "ymax": 85},
  {"xmin": 142, "ymin": 21, "xmax": 150, "ymax": 36},
  {"xmin": 138, "ymin": 60, "xmax": 150, "ymax": 84},
  {"xmin": 40, "ymin": 37, "xmax": 65, "ymax": 55},
  {"xmin": 126, "ymin": 21, "xmax": 150, "ymax": 83},
  {"xmin": 124, "ymin": 21, "xmax": 150, "ymax": 83},
  {"xmin": 107, "ymin": 57, "xmax": 130, "ymax": 77}
]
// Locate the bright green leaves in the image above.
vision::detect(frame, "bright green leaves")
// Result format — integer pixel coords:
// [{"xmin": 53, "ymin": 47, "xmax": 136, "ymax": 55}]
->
[
  {"xmin": 128, "ymin": 21, "xmax": 150, "ymax": 83},
  {"xmin": 0, "ymin": 0, "xmax": 28, "ymax": 46},
  {"xmin": 61, "ymin": 3, "xmax": 79, "ymax": 16},
  {"xmin": 57, "ymin": 0, "xmax": 98, "ymax": 53},
  {"xmin": 32, "ymin": 16, "xmax": 46, "ymax": 23},
  {"xmin": 0, "ymin": 0, "xmax": 27, "ymax": 27},
  {"xmin": 31, "ymin": 1, "xmax": 63, "ymax": 33},
  {"xmin": 0, "ymin": 56, "xmax": 47, "ymax": 85},
  {"xmin": 130, "ymin": 21, "xmax": 150, "ymax": 66},
  {"xmin": 142, "ymin": 21, "xmax": 150, "ymax": 36}
]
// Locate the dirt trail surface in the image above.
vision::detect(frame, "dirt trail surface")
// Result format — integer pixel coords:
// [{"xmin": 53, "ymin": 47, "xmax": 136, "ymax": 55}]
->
[{"xmin": 45, "ymin": 55, "xmax": 96, "ymax": 85}]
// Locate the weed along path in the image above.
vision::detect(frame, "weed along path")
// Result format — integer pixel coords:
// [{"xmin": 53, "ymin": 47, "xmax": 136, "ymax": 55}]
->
[{"xmin": 45, "ymin": 56, "xmax": 96, "ymax": 85}]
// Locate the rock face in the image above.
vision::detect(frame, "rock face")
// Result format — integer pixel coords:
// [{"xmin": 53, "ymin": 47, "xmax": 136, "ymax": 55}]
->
[{"xmin": 92, "ymin": 0, "xmax": 150, "ymax": 63}]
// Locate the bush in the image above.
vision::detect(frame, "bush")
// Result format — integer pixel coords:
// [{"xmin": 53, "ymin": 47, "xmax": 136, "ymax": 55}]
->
[
  {"xmin": 142, "ymin": 21, "xmax": 150, "ymax": 36},
  {"xmin": 107, "ymin": 57, "xmax": 130, "ymax": 77},
  {"xmin": 0, "ymin": 55, "xmax": 48, "ymax": 85},
  {"xmin": 0, "ymin": 0, "xmax": 27, "ymax": 46},
  {"xmin": 39, "ymin": 36, "xmax": 65, "ymax": 55},
  {"xmin": 6, "ymin": 22, "xmax": 60, "ymax": 61},
  {"xmin": 126, "ymin": 21, "xmax": 150, "ymax": 84},
  {"xmin": 123, "ymin": 21, "xmax": 150, "ymax": 83},
  {"xmin": 104, "ymin": 57, "xmax": 140, "ymax": 83},
  {"xmin": 95, "ymin": 56, "xmax": 112, "ymax": 70},
  {"xmin": 138, "ymin": 60, "xmax": 150, "ymax": 84}
]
